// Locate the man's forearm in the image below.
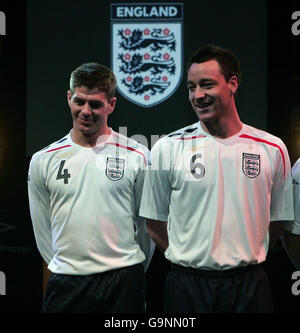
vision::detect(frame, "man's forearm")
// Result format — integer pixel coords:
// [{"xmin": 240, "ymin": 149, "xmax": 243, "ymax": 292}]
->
[{"xmin": 146, "ymin": 219, "xmax": 169, "ymax": 253}]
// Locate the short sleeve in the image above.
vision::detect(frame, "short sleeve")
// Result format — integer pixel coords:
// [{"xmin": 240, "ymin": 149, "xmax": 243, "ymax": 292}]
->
[
  {"xmin": 139, "ymin": 140, "xmax": 172, "ymax": 222},
  {"xmin": 270, "ymin": 141, "xmax": 294, "ymax": 222},
  {"xmin": 285, "ymin": 158, "xmax": 300, "ymax": 234}
]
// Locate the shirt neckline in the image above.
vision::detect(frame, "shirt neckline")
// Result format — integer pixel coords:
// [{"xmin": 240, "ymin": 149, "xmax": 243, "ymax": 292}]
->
[
  {"xmin": 198, "ymin": 121, "xmax": 245, "ymax": 143},
  {"xmin": 68, "ymin": 128, "xmax": 116, "ymax": 150}
]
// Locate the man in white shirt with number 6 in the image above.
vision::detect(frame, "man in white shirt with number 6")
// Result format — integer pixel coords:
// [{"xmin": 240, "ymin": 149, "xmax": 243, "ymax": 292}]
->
[{"xmin": 139, "ymin": 45, "xmax": 294, "ymax": 313}]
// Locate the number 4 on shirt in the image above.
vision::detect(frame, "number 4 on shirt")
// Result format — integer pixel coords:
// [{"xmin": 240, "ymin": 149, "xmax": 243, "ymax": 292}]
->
[{"xmin": 56, "ymin": 160, "xmax": 71, "ymax": 184}]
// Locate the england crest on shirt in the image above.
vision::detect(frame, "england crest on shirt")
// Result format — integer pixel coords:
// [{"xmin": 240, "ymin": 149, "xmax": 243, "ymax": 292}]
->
[
  {"xmin": 106, "ymin": 157, "xmax": 125, "ymax": 181},
  {"xmin": 111, "ymin": 3, "xmax": 183, "ymax": 108},
  {"xmin": 242, "ymin": 153, "xmax": 260, "ymax": 179}
]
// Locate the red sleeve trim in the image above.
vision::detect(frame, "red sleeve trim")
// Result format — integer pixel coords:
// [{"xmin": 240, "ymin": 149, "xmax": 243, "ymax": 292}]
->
[
  {"xmin": 176, "ymin": 134, "xmax": 206, "ymax": 140},
  {"xmin": 46, "ymin": 145, "xmax": 72, "ymax": 153}
]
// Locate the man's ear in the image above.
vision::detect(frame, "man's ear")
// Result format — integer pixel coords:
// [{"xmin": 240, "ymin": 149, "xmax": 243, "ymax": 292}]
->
[
  {"xmin": 108, "ymin": 97, "xmax": 117, "ymax": 114},
  {"xmin": 228, "ymin": 76, "xmax": 238, "ymax": 95},
  {"xmin": 67, "ymin": 90, "xmax": 72, "ymax": 107}
]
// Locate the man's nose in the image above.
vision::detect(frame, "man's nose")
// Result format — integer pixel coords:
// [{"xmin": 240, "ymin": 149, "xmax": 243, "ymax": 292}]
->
[
  {"xmin": 195, "ymin": 86, "xmax": 205, "ymax": 99},
  {"xmin": 81, "ymin": 102, "xmax": 92, "ymax": 115}
]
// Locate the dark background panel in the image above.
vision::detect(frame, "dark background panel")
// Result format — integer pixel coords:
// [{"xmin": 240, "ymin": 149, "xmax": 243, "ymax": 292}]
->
[
  {"xmin": 0, "ymin": 0, "xmax": 42, "ymax": 312},
  {"xmin": 263, "ymin": 0, "xmax": 300, "ymax": 313},
  {"xmin": 26, "ymin": 0, "xmax": 267, "ymax": 156},
  {"xmin": 267, "ymin": 0, "xmax": 300, "ymax": 165}
]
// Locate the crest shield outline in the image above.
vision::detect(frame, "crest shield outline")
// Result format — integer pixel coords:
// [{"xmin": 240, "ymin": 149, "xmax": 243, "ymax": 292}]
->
[
  {"xmin": 242, "ymin": 153, "xmax": 260, "ymax": 179},
  {"xmin": 111, "ymin": 3, "xmax": 183, "ymax": 108},
  {"xmin": 105, "ymin": 157, "xmax": 125, "ymax": 181}
]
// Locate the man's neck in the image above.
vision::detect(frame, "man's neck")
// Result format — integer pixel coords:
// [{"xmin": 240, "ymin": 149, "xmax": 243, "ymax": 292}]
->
[
  {"xmin": 70, "ymin": 127, "xmax": 112, "ymax": 147},
  {"xmin": 200, "ymin": 113, "xmax": 243, "ymax": 139}
]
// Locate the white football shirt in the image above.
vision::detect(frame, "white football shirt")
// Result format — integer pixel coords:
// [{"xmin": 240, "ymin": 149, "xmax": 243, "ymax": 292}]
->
[
  {"xmin": 285, "ymin": 158, "xmax": 300, "ymax": 234},
  {"xmin": 28, "ymin": 129, "xmax": 155, "ymax": 275},
  {"xmin": 139, "ymin": 121, "xmax": 294, "ymax": 270}
]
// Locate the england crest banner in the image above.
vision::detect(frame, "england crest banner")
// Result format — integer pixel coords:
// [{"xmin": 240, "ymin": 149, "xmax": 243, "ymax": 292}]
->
[{"xmin": 111, "ymin": 3, "xmax": 183, "ymax": 108}]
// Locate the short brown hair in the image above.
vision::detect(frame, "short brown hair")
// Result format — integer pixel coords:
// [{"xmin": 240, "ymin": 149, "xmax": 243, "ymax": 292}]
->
[
  {"xmin": 187, "ymin": 45, "xmax": 242, "ymax": 85},
  {"xmin": 69, "ymin": 63, "xmax": 117, "ymax": 99}
]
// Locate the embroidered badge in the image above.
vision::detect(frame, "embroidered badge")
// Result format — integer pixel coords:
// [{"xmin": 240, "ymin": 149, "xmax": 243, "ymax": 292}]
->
[
  {"xmin": 242, "ymin": 153, "xmax": 260, "ymax": 178},
  {"xmin": 105, "ymin": 157, "xmax": 125, "ymax": 181}
]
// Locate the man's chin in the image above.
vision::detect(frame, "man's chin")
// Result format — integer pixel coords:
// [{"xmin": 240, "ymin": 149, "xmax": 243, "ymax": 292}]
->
[
  {"xmin": 77, "ymin": 126, "xmax": 95, "ymax": 135},
  {"xmin": 195, "ymin": 110, "xmax": 215, "ymax": 122}
]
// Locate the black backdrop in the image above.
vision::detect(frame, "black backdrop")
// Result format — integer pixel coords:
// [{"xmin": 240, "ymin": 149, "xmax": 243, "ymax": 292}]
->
[
  {"xmin": 26, "ymin": 0, "xmax": 268, "ymax": 156},
  {"xmin": 0, "ymin": 0, "xmax": 299, "ymax": 313},
  {"xmin": 0, "ymin": 1, "xmax": 42, "ymax": 312}
]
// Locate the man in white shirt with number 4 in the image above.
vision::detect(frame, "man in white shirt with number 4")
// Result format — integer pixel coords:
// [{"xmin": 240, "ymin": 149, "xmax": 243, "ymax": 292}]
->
[{"xmin": 28, "ymin": 63, "xmax": 154, "ymax": 312}]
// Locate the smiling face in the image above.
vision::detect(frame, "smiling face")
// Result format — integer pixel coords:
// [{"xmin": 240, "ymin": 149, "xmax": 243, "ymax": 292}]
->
[
  {"xmin": 67, "ymin": 86, "xmax": 116, "ymax": 137},
  {"xmin": 187, "ymin": 60, "xmax": 238, "ymax": 123}
]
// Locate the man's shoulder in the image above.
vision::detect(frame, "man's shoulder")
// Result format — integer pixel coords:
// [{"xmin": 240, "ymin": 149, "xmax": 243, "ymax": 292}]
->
[
  {"xmin": 292, "ymin": 158, "xmax": 300, "ymax": 178},
  {"xmin": 31, "ymin": 134, "xmax": 71, "ymax": 161},
  {"xmin": 242, "ymin": 124, "xmax": 286, "ymax": 148},
  {"xmin": 153, "ymin": 122, "xmax": 200, "ymax": 147},
  {"xmin": 166, "ymin": 122, "xmax": 200, "ymax": 139}
]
